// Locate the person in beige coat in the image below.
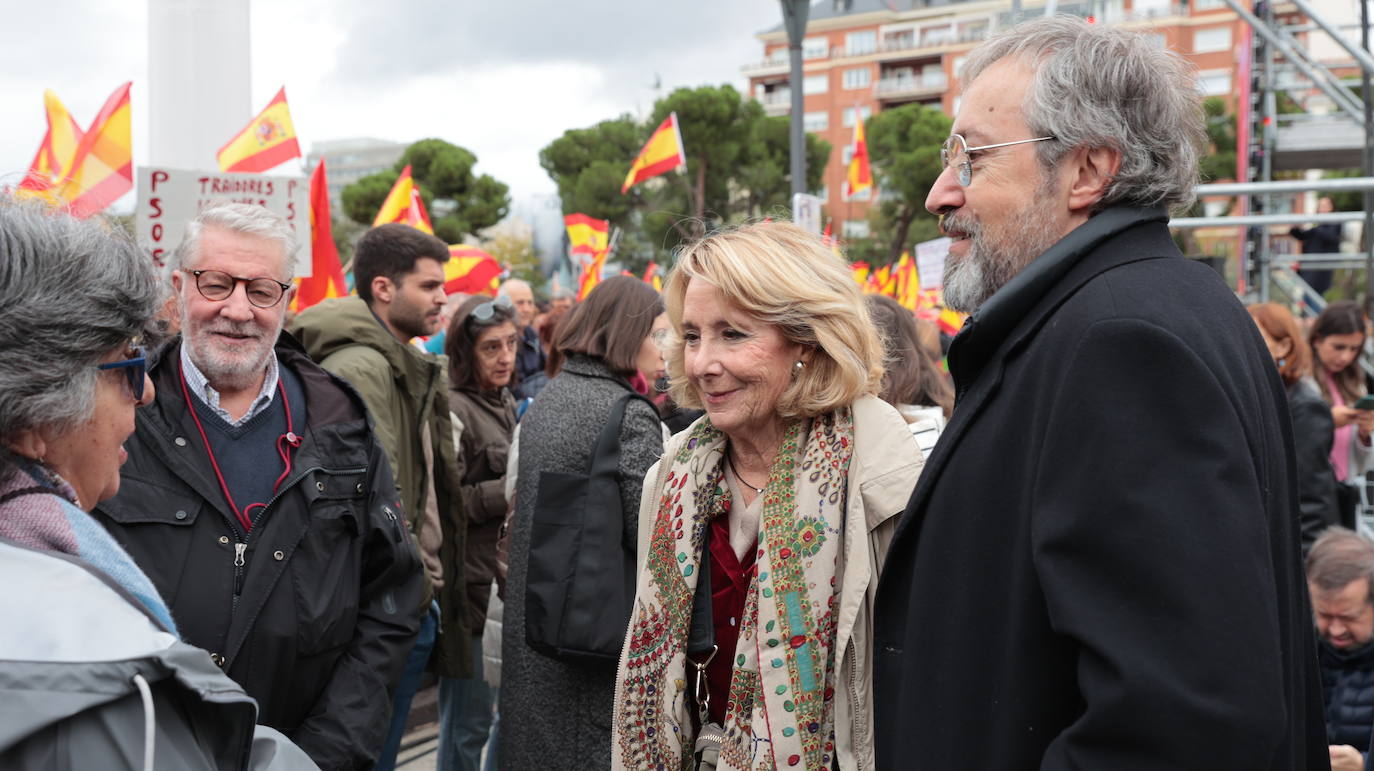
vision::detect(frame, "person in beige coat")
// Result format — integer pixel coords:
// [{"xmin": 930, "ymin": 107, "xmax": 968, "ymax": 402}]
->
[{"xmin": 611, "ymin": 222, "xmax": 922, "ymax": 771}]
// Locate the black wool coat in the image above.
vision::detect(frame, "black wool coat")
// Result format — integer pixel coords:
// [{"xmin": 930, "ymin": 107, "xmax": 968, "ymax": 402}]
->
[{"xmin": 872, "ymin": 207, "xmax": 1328, "ymax": 769}]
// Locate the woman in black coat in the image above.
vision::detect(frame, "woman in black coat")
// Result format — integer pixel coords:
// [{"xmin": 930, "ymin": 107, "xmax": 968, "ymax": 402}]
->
[{"xmin": 1250, "ymin": 302, "xmax": 1344, "ymax": 553}]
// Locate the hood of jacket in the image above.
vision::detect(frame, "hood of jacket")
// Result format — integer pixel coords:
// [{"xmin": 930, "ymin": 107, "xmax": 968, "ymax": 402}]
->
[{"xmin": 290, "ymin": 295, "xmax": 439, "ymax": 391}]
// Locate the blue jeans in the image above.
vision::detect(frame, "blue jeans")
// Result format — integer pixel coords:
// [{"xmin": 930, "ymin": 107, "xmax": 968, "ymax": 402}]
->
[
  {"xmin": 436, "ymin": 636, "xmax": 496, "ymax": 771},
  {"xmin": 373, "ymin": 601, "xmax": 438, "ymax": 771}
]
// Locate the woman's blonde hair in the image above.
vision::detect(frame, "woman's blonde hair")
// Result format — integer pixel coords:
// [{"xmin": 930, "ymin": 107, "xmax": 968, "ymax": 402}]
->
[{"xmin": 663, "ymin": 221, "xmax": 884, "ymax": 418}]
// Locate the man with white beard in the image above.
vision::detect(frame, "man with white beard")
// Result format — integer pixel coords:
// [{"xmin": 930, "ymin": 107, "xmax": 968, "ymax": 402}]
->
[
  {"xmin": 871, "ymin": 16, "xmax": 1328, "ymax": 770},
  {"xmin": 95, "ymin": 203, "xmax": 424, "ymax": 770}
]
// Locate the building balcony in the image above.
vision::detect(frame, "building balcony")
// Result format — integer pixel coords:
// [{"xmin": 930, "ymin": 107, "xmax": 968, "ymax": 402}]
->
[
  {"xmin": 742, "ymin": 56, "xmax": 790, "ymax": 77},
  {"xmin": 758, "ymin": 90, "xmax": 793, "ymax": 116},
  {"xmin": 875, "ymin": 72, "xmax": 949, "ymax": 100}
]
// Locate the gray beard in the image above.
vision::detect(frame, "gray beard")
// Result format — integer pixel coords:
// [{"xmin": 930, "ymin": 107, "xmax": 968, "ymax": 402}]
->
[{"xmin": 941, "ymin": 205, "xmax": 1064, "ymax": 315}]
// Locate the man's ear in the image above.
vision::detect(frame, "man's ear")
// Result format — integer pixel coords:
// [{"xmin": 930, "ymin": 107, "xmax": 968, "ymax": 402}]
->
[
  {"xmin": 170, "ymin": 269, "xmax": 183, "ymax": 293},
  {"xmin": 371, "ymin": 275, "xmax": 394, "ymax": 305},
  {"xmin": 1066, "ymin": 146, "xmax": 1122, "ymax": 213}
]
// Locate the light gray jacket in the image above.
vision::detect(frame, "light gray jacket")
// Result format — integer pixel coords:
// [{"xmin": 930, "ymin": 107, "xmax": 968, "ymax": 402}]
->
[{"xmin": 0, "ymin": 539, "xmax": 317, "ymax": 771}]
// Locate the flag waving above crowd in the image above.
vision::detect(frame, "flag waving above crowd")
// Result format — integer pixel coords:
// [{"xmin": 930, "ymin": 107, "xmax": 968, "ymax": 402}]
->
[
  {"xmin": 17, "ymin": 82, "xmax": 133, "ymax": 217},
  {"xmin": 621, "ymin": 112, "xmax": 686, "ymax": 193},
  {"xmin": 216, "ymin": 87, "xmax": 301, "ymax": 173},
  {"xmin": 373, "ymin": 165, "xmax": 434, "ymax": 233}
]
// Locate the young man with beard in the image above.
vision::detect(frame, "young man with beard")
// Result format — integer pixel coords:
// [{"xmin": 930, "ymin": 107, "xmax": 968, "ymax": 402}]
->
[
  {"xmin": 872, "ymin": 17, "xmax": 1327, "ymax": 769},
  {"xmin": 290, "ymin": 223, "xmax": 470, "ymax": 770},
  {"xmin": 94, "ymin": 203, "xmax": 425, "ymax": 770}
]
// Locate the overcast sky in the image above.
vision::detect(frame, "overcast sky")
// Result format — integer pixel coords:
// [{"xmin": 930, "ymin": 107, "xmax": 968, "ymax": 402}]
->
[{"xmin": 0, "ymin": 0, "xmax": 784, "ymax": 210}]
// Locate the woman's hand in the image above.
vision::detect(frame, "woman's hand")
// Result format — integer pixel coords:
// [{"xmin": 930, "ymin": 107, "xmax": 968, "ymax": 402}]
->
[
  {"xmin": 1356, "ymin": 409, "xmax": 1374, "ymax": 443},
  {"xmin": 1333, "ymin": 405, "xmax": 1361, "ymax": 429}
]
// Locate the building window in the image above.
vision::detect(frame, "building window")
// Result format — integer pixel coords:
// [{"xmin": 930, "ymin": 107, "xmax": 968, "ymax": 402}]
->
[
  {"xmin": 843, "ymin": 220, "xmax": 871, "ymax": 239},
  {"xmin": 842, "ymin": 106, "xmax": 873, "ymax": 128},
  {"xmin": 803, "ymin": 111, "xmax": 830, "ymax": 131},
  {"xmin": 846, "ymin": 30, "xmax": 877, "ymax": 56},
  {"xmin": 803, "ymin": 74, "xmax": 829, "ymax": 94},
  {"xmin": 843, "ymin": 67, "xmax": 872, "ymax": 90},
  {"xmin": 1193, "ymin": 26, "xmax": 1231, "ymax": 53},
  {"xmin": 1194, "ymin": 0, "xmax": 1225, "ymax": 9},
  {"xmin": 1197, "ymin": 69, "xmax": 1231, "ymax": 95},
  {"xmin": 803, "ymin": 37, "xmax": 829, "ymax": 59},
  {"xmin": 843, "ymin": 146, "xmax": 853, "ymax": 165}
]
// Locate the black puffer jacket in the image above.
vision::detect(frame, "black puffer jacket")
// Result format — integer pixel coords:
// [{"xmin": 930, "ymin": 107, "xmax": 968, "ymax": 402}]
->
[
  {"xmin": 1289, "ymin": 376, "xmax": 1343, "ymax": 554},
  {"xmin": 1320, "ymin": 640, "xmax": 1374, "ymax": 751},
  {"xmin": 94, "ymin": 334, "xmax": 425, "ymax": 771}
]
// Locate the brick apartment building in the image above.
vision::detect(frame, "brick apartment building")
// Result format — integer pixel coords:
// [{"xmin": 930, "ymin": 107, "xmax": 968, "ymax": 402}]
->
[{"xmin": 744, "ymin": 0, "xmax": 1257, "ymax": 240}]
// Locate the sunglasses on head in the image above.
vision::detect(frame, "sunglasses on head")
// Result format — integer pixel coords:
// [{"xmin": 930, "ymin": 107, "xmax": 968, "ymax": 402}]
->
[
  {"xmin": 470, "ymin": 294, "xmax": 514, "ymax": 324},
  {"xmin": 97, "ymin": 345, "xmax": 149, "ymax": 401}
]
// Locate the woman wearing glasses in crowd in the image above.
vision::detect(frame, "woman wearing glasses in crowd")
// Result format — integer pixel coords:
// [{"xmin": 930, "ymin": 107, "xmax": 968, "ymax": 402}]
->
[
  {"xmin": 502, "ymin": 276, "xmax": 668, "ymax": 769},
  {"xmin": 0, "ymin": 198, "xmax": 312, "ymax": 768},
  {"xmin": 438, "ymin": 293, "xmax": 520, "ymax": 769},
  {"xmin": 611, "ymin": 222, "xmax": 922, "ymax": 771}
]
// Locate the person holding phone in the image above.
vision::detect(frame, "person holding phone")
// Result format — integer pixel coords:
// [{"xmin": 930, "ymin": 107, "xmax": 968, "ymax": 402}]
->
[{"xmin": 1310, "ymin": 301, "xmax": 1374, "ymax": 516}]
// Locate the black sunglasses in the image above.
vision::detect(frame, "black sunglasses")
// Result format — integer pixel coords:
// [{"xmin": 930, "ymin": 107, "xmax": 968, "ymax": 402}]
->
[{"xmin": 97, "ymin": 345, "xmax": 149, "ymax": 401}]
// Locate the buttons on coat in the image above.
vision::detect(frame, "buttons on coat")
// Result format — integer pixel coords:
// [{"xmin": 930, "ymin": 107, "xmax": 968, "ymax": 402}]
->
[
  {"xmin": 209, "ymin": 652, "xmax": 225, "ymax": 667},
  {"xmin": 174, "ymin": 437, "xmax": 187, "ymax": 447},
  {"xmin": 273, "ymin": 550, "xmax": 284, "ymax": 561},
  {"xmin": 174, "ymin": 510, "xmax": 188, "ymax": 520},
  {"xmin": 355, "ymin": 482, "xmax": 365, "ymax": 493},
  {"xmin": 316, "ymin": 481, "xmax": 325, "ymax": 492},
  {"xmin": 218, "ymin": 535, "xmax": 230, "ymax": 544}
]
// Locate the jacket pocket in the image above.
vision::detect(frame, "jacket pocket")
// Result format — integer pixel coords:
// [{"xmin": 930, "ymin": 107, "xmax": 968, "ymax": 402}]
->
[
  {"xmin": 292, "ymin": 471, "xmax": 365, "ymax": 655},
  {"xmin": 94, "ymin": 482, "xmax": 204, "ymax": 606}
]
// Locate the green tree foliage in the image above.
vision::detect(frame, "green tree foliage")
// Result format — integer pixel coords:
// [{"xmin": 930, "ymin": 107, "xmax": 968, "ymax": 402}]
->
[
  {"xmin": 864, "ymin": 103, "xmax": 952, "ymax": 263},
  {"xmin": 340, "ymin": 138, "xmax": 510, "ymax": 244},
  {"xmin": 1199, "ymin": 97, "xmax": 1237, "ymax": 185},
  {"xmin": 539, "ymin": 85, "xmax": 831, "ymax": 272}
]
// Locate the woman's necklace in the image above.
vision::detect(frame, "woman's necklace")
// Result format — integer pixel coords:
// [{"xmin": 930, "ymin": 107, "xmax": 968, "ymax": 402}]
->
[{"xmin": 726, "ymin": 451, "xmax": 765, "ymax": 494}]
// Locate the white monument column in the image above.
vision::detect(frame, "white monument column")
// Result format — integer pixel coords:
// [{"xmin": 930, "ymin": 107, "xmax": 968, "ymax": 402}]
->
[{"xmin": 147, "ymin": 0, "xmax": 251, "ymax": 169}]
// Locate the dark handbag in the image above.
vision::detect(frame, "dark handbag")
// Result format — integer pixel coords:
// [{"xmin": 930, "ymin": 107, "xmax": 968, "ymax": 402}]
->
[{"xmin": 524, "ymin": 392, "xmax": 650, "ymax": 662}]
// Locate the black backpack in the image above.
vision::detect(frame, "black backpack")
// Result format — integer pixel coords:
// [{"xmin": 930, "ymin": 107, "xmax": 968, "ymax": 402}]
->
[{"xmin": 524, "ymin": 392, "xmax": 653, "ymax": 663}]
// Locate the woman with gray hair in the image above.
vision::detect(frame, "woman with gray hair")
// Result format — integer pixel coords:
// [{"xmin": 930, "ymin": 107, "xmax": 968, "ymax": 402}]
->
[
  {"xmin": 611, "ymin": 222, "xmax": 922, "ymax": 771},
  {"xmin": 0, "ymin": 197, "xmax": 313, "ymax": 770}
]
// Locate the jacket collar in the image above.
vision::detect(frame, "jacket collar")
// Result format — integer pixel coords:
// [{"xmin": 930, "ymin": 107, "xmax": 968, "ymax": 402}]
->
[{"xmin": 948, "ymin": 205, "xmax": 1169, "ymax": 397}]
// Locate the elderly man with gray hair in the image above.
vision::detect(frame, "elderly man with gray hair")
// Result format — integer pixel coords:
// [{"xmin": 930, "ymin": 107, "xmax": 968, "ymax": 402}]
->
[
  {"xmin": 872, "ymin": 16, "xmax": 1326, "ymax": 769},
  {"xmin": 94, "ymin": 202, "xmax": 424, "ymax": 770}
]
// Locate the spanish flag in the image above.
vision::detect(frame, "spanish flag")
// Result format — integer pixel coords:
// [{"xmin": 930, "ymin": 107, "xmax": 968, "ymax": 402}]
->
[
  {"xmin": 622, "ymin": 112, "xmax": 686, "ymax": 193},
  {"xmin": 216, "ymin": 87, "xmax": 301, "ymax": 173},
  {"xmin": 850, "ymin": 261, "xmax": 870, "ymax": 288},
  {"xmin": 445, "ymin": 245, "xmax": 504, "ymax": 295},
  {"xmin": 893, "ymin": 252, "xmax": 920, "ymax": 311},
  {"xmin": 577, "ymin": 251, "xmax": 607, "ymax": 300},
  {"xmin": 55, "ymin": 82, "xmax": 134, "ymax": 218},
  {"xmin": 565, "ymin": 213, "xmax": 609, "ymax": 255},
  {"xmin": 843, "ymin": 116, "xmax": 873, "ymax": 199},
  {"xmin": 373, "ymin": 165, "xmax": 434, "ymax": 234},
  {"xmin": 19, "ymin": 90, "xmax": 85, "ymax": 196},
  {"xmin": 295, "ymin": 160, "xmax": 348, "ymax": 312}
]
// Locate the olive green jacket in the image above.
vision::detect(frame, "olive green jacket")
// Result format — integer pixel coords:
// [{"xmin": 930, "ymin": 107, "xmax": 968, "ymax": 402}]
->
[{"xmin": 291, "ymin": 296, "xmax": 471, "ymax": 677}]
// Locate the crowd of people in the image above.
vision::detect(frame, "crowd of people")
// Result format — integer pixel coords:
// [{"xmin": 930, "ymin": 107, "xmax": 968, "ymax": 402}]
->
[{"xmin": 4, "ymin": 14, "xmax": 1374, "ymax": 771}]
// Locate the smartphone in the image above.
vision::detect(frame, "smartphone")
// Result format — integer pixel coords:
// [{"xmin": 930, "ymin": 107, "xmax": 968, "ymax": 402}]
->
[{"xmin": 1354, "ymin": 395, "xmax": 1374, "ymax": 411}]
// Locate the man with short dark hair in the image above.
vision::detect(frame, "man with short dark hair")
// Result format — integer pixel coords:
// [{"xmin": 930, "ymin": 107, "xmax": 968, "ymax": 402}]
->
[
  {"xmin": 291, "ymin": 222, "xmax": 471, "ymax": 770},
  {"xmin": 96, "ymin": 203, "xmax": 425, "ymax": 770},
  {"xmin": 1309, "ymin": 528, "xmax": 1374, "ymax": 771},
  {"xmin": 872, "ymin": 16, "xmax": 1326, "ymax": 769}
]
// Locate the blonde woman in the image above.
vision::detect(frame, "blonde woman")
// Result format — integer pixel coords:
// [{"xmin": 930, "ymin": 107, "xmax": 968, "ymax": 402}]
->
[{"xmin": 611, "ymin": 222, "xmax": 921, "ymax": 771}]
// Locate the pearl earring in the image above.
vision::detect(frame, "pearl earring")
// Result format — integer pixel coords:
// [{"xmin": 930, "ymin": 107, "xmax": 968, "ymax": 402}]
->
[{"xmin": 794, "ymin": 361, "xmax": 804, "ymax": 371}]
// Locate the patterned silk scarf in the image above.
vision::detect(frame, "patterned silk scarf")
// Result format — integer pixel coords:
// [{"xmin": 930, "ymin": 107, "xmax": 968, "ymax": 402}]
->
[{"xmin": 614, "ymin": 408, "xmax": 854, "ymax": 770}]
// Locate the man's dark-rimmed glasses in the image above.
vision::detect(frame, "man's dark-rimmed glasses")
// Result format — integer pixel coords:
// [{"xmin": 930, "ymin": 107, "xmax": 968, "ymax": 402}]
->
[{"xmin": 185, "ymin": 269, "xmax": 291, "ymax": 309}]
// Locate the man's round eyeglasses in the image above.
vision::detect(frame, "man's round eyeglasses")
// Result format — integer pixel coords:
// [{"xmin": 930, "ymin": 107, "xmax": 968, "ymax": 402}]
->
[
  {"xmin": 98, "ymin": 345, "xmax": 149, "ymax": 401},
  {"xmin": 185, "ymin": 269, "xmax": 292, "ymax": 308},
  {"xmin": 940, "ymin": 133, "xmax": 1056, "ymax": 187}
]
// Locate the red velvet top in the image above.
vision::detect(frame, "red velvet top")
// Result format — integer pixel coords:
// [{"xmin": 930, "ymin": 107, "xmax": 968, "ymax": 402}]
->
[{"xmin": 704, "ymin": 511, "xmax": 758, "ymax": 725}]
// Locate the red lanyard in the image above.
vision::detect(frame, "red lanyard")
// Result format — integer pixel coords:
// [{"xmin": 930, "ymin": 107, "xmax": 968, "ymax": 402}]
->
[{"xmin": 177, "ymin": 362, "xmax": 301, "ymax": 533}]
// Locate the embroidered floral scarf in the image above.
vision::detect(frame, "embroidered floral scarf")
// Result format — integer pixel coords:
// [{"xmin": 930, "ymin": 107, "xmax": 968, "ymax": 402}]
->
[{"xmin": 614, "ymin": 408, "xmax": 854, "ymax": 770}]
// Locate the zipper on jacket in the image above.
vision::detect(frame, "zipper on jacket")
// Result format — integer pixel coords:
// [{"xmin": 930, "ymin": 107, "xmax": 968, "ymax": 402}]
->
[
  {"xmin": 231, "ymin": 541, "xmax": 247, "ymax": 613},
  {"xmin": 846, "ymin": 637, "xmax": 866, "ymax": 765}
]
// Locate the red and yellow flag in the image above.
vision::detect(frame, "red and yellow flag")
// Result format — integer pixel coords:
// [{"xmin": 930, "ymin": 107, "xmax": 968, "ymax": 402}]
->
[
  {"xmin": 56, "ymin": 82, "xmax": 134, "ymax": 218},
  {"xmin": 295, "ymin": 160, "xmax": 348, "ymax": 312},
  {"xmin": 893, "ymin": 252, "xmax": 920, "ymax": 311},
  {"xmin": 622, "ymin": 112, "xmax": 686, "ymax": 193},
  {"xmin": 373, "ymin": 165, "xmax": 435, "ymax": 234},
  {"xmin": 843, "ymin": 116, "xmax": 873, "ymax": 199},
  {"xmin": 565, "ymin": 213, "xmax": 610, "ymax": 255},
  {"xmin": 850, "ymin": 261, "xmax": 870, "ymax": 288},
  {"xmin": 19, "ymin": 90, "xmax": 85, "ymax": 196},
  {"xmin": 445, "ymin": 245, "xmax": 504, "ymax": 295},
  {"xmin": 216, "ymin": 87, "xmax": 301, "ymax": 173},
  {"xmin": 577, "ymin": 251, "xmax": 608, "ymax": 300},
  {"xmin": 643, "ymin": 261, "xmax": 663, "ymax": 293}
]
